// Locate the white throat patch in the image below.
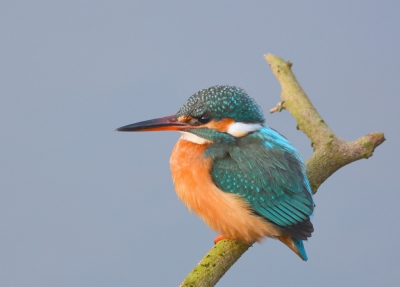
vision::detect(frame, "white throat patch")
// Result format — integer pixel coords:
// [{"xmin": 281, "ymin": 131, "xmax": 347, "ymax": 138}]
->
[{"xmin": 179, "ymin": 131, "xmax": 212, "ymax": 145}]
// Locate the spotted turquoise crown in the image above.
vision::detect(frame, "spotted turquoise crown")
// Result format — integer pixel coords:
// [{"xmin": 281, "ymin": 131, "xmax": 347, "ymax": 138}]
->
[{"xmin": 175, "ymin": 86, "xmax": 265, "ymax": 123}]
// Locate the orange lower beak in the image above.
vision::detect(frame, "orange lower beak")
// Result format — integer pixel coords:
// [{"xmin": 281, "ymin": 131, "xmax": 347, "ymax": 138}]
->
[{"xmin": 116, "ymin": 115, "xmax": 188, "ymax": 132}]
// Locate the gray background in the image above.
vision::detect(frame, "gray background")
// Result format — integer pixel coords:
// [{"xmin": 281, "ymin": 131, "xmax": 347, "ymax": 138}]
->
[{"xmin": 1, "ymin": 1, "xmax": 399, "ymax": 286}]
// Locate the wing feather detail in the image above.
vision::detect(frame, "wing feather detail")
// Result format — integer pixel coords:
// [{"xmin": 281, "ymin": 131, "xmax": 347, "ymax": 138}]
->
[{"xmin": 208, "ymin": 127, "xmax": 314, "ymax": 239}]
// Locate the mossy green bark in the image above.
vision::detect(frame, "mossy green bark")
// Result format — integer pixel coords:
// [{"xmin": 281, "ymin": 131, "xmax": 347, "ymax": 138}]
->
[
  {"xmin": 180, "ymin": 240, "xmax": 250, "ymax": 287},
  {"xmin": 180, "ymin": 54, "xmax": 385, "ymax": 287}
]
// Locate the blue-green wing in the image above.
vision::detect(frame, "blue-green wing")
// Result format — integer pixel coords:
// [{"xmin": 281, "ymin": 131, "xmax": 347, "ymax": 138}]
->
[{"xmin": 207, "ymin": 127, "xmax": 314, "ymax": 239}]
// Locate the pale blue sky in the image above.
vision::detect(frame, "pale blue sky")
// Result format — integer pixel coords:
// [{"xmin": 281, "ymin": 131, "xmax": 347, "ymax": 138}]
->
[{"xmin": 1, "ymin": 1, "xmax": 399, "ymax": 286}]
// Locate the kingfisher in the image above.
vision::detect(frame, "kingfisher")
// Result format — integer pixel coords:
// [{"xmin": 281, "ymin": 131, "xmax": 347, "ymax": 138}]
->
[{"xmin": 117, "ymin": 86, "xmax": 314, "ymax": 261}]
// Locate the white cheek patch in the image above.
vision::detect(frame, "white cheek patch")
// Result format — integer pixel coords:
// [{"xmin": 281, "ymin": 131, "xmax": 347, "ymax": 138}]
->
[
  {"xmin": 227, "ymin": 122, "xmax": 262, "ymax": 137},
  {"xmin": 179, "ymin": 122, "xmax": 262, "ymax": 144},
  {"xmin": 180, "ymin": 131, "xmax": 213, "ymax": 145}
]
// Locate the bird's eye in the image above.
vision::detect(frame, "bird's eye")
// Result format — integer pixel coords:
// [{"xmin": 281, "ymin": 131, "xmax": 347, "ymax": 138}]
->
[{"xmin": 198, "ymin": 116, "xmax": 211, "ymax": 124}]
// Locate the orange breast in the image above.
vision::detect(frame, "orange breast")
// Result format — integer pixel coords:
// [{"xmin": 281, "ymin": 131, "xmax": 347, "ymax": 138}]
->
[{"xmin": 170, "ymin": 138, "xmax": 282, "ymax": 243}]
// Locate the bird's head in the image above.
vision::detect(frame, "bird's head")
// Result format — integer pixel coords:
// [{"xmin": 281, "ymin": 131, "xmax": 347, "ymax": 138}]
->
[{"xmin": 117, "ymin": 86, "xmax": 265, "ymax": 144}]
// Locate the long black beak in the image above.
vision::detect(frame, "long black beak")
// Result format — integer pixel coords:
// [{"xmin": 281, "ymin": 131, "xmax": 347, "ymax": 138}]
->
[{"xmin": 116, "ymin": 114, "xmax": 188, "ymax": 132}]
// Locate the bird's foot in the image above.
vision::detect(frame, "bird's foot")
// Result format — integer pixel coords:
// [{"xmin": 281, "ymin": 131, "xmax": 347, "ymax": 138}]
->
[{"xmin": 214, "ymin": 235, "xmax": 230, "ymax": 244}]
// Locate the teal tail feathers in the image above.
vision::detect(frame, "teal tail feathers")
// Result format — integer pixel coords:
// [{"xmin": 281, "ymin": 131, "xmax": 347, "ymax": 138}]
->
[
  {"xmin": 277, "ymin": 235, "xmax": 308, "ymax": 261},
  {"xmin": 292, "ymin": 238, "xmax": 308, "ymax": 261}
]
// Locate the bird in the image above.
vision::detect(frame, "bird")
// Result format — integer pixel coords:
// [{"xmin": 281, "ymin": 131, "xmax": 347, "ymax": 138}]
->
[{"xmin": 117, "ymin": 85, "xmax": 314, "ymax": 261}]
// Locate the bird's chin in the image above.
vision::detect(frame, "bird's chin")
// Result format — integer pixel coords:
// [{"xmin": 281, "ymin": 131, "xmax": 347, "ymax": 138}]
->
[{"xmin": 179, "ymin": 131, "xmax": 213, "ymax": 145}]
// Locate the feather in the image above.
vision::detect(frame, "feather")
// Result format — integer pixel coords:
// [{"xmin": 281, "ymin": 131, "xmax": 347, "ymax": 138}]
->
[{"xmin": 210, "ymin": 126, "xmax": 314, "ymax": 239}]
